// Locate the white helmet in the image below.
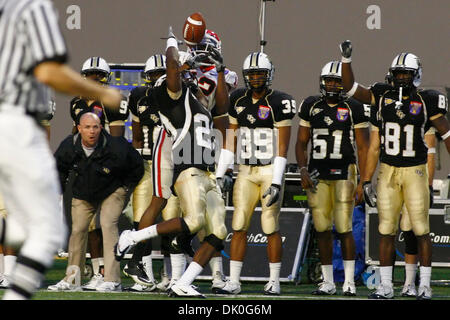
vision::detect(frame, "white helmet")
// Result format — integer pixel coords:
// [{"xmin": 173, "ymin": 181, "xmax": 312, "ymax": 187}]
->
[
  {"xmin": 81, "ymin": 57, "xmax": 111, "ymax": 84},
  {"xmin": 242, "ymin": 52, "xmax": 274, "ymax": 89},
  {"xmin": 320, "ymin": 61, "xmax": 343, "ymax": 99},
  {"xmin": 144, "ymin": 54, "xmax": 166, "ymax": 83},
  {"xmin": 388, "ymin": 53, "xmax": 422, "ymax": 89},
  {"xmin": 188, "ymin": 29, "xmax": 222, "ymax": 56}
]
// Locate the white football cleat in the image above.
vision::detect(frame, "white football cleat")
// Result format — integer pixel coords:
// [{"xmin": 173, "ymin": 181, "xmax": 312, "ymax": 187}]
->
[
  {"xmin": 0, "ymin": 276, "xmax": 10, "ymax": 289},
  {"xmin": 263, "ymin": 280, "xmax": 281, "ymax": 295},
  {"xmin": 368, "ymin": 283, "xmax": 394, "ymax": 299},
  {"xmin": 215, "ymin": 280, "xmax": 241, "ymax": 295},
  {"xmin": 81, "ymin": 273, "xmax": 104, "ymax": 291},
  {"xmin": 342, "ymin": 281, "xmax": 356, "ymax": 296},
  {"xmin": 157, "ymin": 272, "xmax": 171, "ymax": 291},
  {"xmin": 125, "ymin": 283, "xmax": 156, "ymax": 292},
  {"xmin": 96, "ymin": 281, "xmax": 122, "ymax": 292},
  {"xmin": 169, "ymin": 284, "xmax": 205, "ymax": 298},
  {"xmin": 417, "ymin": 285, "xmax": 432, "ymax": 300},
  {"xmin": 401, "ymin": 283, "xmax": 417, "ymax": 297},
  {"xmin": 312, "ymin": 281, "xmax": 336, "ymax": 295},
  {"xmin": 47, "ymin": 279, "xmax": 82, "ymax": 292},
  {"xmin": 114, "ymin": 230, "xmax": 136, "ymax": 261},
  {"xmin": 211, "ymin": 271, "xmax": 227, "ymax": 293}
]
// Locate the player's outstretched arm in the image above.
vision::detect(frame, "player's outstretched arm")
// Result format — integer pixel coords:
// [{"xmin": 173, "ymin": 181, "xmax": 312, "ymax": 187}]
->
[
  {"xmin": 34, "ymin": 61, "xmax": 121, "ymax": 109},
  {"xmin": 339, "ymin": 40, "xmax": 374, "ymax": 105},
  {"xmin": 165, "ymin": 26, "xmax": 182, "ymax": 94}
]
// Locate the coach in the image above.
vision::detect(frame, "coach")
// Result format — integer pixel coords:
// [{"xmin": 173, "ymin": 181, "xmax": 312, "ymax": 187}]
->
[{"xmin": 53, "ymin": 112, "xmax": 144, "ymax": 292}]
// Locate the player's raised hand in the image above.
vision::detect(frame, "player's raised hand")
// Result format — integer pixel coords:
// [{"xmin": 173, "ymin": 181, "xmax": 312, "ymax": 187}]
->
[
  {"xmin": 340, "ymin": 40, "xmax": 352, "ymax": 59},
  {"xmin": 207, "ymin": 47, "xmax": 225, "ymax": 72}
]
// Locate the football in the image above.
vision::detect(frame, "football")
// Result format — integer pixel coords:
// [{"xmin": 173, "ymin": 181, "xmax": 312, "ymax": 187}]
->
[{"xmin": 182, "ymin": 12, "xmax": 206, "ymax": 46}]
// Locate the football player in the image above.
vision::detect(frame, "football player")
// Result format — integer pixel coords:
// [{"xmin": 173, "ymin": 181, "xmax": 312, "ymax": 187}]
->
[
  {"xmin": 296, "ymin": 61, "xmax": 370, "ymax": 296},
  {"xmin": 339, "ymin": 40, "xmax": 450, "ymax": 299},
  {"xmin": 115, "ymin": 26, "xmax": 228, "ymax": 298},
  {"xmin": 215, "ymin": 51, "xmax": 296, "ymax": 295},
  {"xmin": 120, "ymin": 54, "xmax": 167, "ymax": 292},
  {"xmin": 68, "ymin": 57, "xmax": 129, "ymax": 291},
  {"xmin": 399, "ymin": 128, "xmax": 436, "ymax": 297}
]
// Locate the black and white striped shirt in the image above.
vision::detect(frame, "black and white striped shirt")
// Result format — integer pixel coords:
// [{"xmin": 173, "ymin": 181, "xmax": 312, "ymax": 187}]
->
[{"xmin": 0, "ymin": 0, "xmax": 67, "ymax": 115}]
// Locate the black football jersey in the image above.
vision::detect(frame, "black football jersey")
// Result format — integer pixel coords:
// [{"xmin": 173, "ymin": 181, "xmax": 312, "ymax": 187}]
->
[
  {"xmin": 128, "ymin": 86, "xmax": 159, "ymax": 160},
  {"xmin": 70, "ymin": 96, "xmax": 129, "ymax": 130},
  {"xmin": 370, "ymin": 83, "xmax": 447, "ymax": 167},
  {"xmin": 229, "ymin": 88, "xmax": 296, "ymax": 166},
  {"xmin": 153, "ymin": 80, "xmax": 216, "ymax": 180},
  {"xmin": 298, "ymin": 96, "xmax": 368, "ymax": 179}
]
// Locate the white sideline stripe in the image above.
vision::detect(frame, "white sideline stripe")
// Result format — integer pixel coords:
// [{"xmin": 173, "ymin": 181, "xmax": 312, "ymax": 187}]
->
[{"xmin": 187, "ymin": 17, "xmax": 203, "ymax": 26}]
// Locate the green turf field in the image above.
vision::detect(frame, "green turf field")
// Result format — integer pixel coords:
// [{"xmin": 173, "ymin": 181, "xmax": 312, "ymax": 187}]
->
[{"xmin": 1, "ymin": 257, "xmax": 449, "ymax": 300}]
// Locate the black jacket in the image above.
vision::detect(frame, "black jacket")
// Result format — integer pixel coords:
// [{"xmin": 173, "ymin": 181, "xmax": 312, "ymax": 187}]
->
[{"xmin": 54, "ymin": 130, "xmax": 144, "ymax": 203}]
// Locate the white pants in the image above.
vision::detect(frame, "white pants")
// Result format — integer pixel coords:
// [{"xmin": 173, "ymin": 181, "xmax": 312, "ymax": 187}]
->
[{"xmin": 0, "ymin": 111, "xmax": 66, "ymax": 268}]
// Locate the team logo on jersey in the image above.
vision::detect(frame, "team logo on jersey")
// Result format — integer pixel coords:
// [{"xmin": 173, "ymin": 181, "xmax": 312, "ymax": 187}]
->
[
  {"xmin": 396, "ymin": 109, "xmax": 406, "ymax": 119},
  {"xmin": 102, "ymin": 167, "xmax": 110, "ymax": 174},
  {"xmin": 247, "ymin": 114, "xmax": 256, "ymax": 124},
  {"xmin": 151, "ymin": 114, "xmax": 159, "ymax": 123},
  {"xmin": 257, "ymin": 105, "xmax": 271, "ymax": 120},
  {"xmin": 311, "ymin": 108, "xmax": 323, "ymax": 116},
  {"xmin": 409, "ymin": 101, "xmax": 423, "ymax": 115},
  {"xmin": 235, "ymin": 106, "xmax": 245, "ymax": 114},
  {"xmin": 324, "ymin": 116, "xmax": 333, "ymax": 126},
  {"xmin": 384, "ymin": 98, "xmax": 394, "ymax": 106},
  {"xmin": 92, "ymin": 105, "xmax": 103, "ymax": 118},
  {"xmin": 336, "ymin": 107, "xmax": 349, "ymax": 121}
]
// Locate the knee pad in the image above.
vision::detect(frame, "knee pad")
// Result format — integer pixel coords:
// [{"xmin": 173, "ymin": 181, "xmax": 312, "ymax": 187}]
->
[
  {"xmin": 403, "ymin": 230, "xmax": 418, "ymax": 255},
  {"xmin": 204, "ymin": 234, "xmax": 224, "ymax": 252}
]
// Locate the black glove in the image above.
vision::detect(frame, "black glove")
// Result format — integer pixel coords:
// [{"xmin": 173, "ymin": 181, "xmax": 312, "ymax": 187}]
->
[
  {"xmin": 429, "ymin": 185, "xmax": 434, "ymax": 207},
  {"xmin": 263, "ymin": 183, "xmax": 281, "ymax": 207},
  {"xmin": 309, "ymin": 169, "xmax": 320, "ymax": 193},
  {"xmin": 217, "ymin": 171, "xmax": 233, "ymax": 194},
  {"xmin": 185, "ymin": 52, "xmax": 211, "ymax": 69},
  {"xmin": 340, "ymin": 40, "xmax": 352, "ymax": 58},
  {"xmin": 207, "ymin": 47, "xmax": 225, "ymax": 72},
  {"xmin": 363, "ymin": 181, "xmax": 377, "ymax": 207}
]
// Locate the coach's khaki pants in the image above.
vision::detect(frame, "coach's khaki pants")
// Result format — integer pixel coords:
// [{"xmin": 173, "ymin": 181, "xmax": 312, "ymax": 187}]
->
[{"xmin": 65, "ymin": 187, "xmax": 126, "ymax": 283}]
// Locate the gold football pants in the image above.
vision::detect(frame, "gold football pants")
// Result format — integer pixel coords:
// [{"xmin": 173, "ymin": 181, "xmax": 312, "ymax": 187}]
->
[
  {"xmin": 377, "ymin": 163, "xmax": 429, "ymax": 236},
  {"xmin": 307, "ymin": 164, "xmax": 357, "ymax": 233},
  {"xmin": 232, "ymin": 164, "xmax": 284, "ymax": 235}
]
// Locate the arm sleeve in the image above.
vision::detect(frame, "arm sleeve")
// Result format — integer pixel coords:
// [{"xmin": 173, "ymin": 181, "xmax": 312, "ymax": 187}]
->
[
  {"xmin": 421, "ymin": 89, "xmax": 448, "ymax": 120},
  {"xmin": 22, "ymin": 0, "xmax": 68, "ymax": 69},
  {"xmin": 348, "ymin": 98, "xmax": 370, "ymax": 129}
]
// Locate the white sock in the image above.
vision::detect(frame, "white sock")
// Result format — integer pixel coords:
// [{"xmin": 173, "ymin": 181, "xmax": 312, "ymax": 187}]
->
[
  {"xmin": 91, "ymin": 258, "xmax": 100, "ymax": 275},
  {"xmin": 269, "ymin": 262, "xmax": 281, "ymax": 283},
  {"xmin": 419, "ymin": 266, "xmax": 432, "ymax": 288},
  {"xmin": 229, "ymin": 260, "xmax": 243, "ymax": 284},
  {"xmin": 4, "ymin": 255, "xmax": 17, "ymax": 280},
  {"xmin": 170, "ymin": 253, "xmax": 186, "ymax": 281},
  {"xmin": 177, "ymin": 262, "xmax": 203, "ymax": 287},
  {"xmin": 163, "ymin": 256, "xmax": 172, "ymax": 278},
  {"xmin": 321, "ymin": 264, "xmax": 334, "ymax": 284},
  {"xmin": 404, "ymin": 263, "xmax": 418, "ymax": 286},
  {"xmin": 142, "ymin": 255, "xmax": 154, "ymax": 281},
  {"xmin": 131, "ymin": 225, "xmax": 158, "ymax": 243},
  {"xmin": 343, "ymin": 260, "xmax": 355, "ymax": 284},
  {"xmin": 0, "ymin": 253, "xmax": 4, "ymax": 275},
  {"xmin": 209, "ymin": 256, "xmax": 223, "ymax": 276},
  {"xmin": 380, "ymin": 266, "xmax": 393, "ymax": 286}
]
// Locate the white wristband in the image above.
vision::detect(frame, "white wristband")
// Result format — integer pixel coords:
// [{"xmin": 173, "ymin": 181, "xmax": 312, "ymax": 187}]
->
[
  {"xmin": 427, "ymin": 148, "xmax": 436, "ymax": 154},
  {"xmin": 442, "ymin": 130, "xmax": 450, "ymax": 141},
  {"xmin": 216, "ymin": 149, "xmax": 234, "ymax": 178},
  {"xmin": 271, "ymin": 156, "xmax": 287, "ymax": 185},
  {"xmin": 341, "ymin": 56, "xmax": 352, "ymax": 63},
  {"xmin": 346, "ymin": 82, "xmax": 359, "ymax": 97},
  {"xmin": 166, "ymin": 37, "xmax": 178, "ymax": 50}
]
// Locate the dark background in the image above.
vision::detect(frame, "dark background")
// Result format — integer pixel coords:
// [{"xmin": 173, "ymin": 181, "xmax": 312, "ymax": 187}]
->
[{"xmin": 50, "ymin": 0, "xmax": 450, "ymax": 177}]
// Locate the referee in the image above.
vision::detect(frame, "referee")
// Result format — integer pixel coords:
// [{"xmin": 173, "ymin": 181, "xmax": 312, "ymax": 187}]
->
[{"xmin": 0, "ymin": 0, "xmax": 121, "ymax": 300}]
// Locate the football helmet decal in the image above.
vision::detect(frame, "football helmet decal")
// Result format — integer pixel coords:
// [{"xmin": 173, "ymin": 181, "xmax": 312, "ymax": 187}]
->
[{"xmin": 81, "ymin": 57, "xmax": 111, "ymax": 84}]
